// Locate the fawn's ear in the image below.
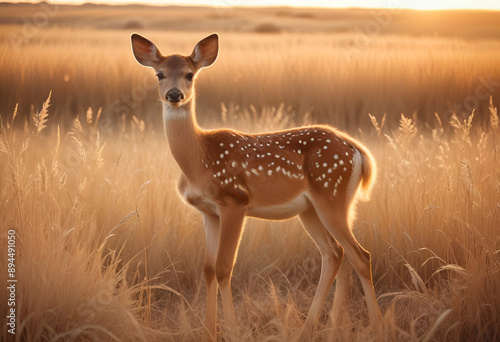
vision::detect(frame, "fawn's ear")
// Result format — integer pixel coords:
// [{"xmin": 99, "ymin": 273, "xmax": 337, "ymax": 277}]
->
[
  {"xmin": 131, "ymin": 34, "xmax": 162, "ymax": 68},
  {"xmin": 190, "ymin": 33, "xmax": 219, "ymax": 69}
]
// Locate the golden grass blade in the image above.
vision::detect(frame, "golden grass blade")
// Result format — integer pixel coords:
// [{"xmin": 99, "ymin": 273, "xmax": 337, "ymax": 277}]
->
[
  {"xmin": 12, "ymin": 103, "xmax": 18, "ymax": 127},
  {"xmin": 430, "ymin": 264, "xmax": 467, "ymax": 279},
  {"xmin": 434, "ymin": 112, "xmax": 443, "ymax": 132},
  {"xmin": 94, "ymin": 131, "xmax": 105, "ymax": 170},
  {"xmin": 369, "ymin": 113, "xmax": 381, "ymax": 136},
  {"xmin": 33, "ymin": 91, "xmax": 51, "ymax": 134},
  {"xmin": 0, "ymin": 130, "xmax": 8, "ymax": 154},
  {"xmin": 422, "ymin": 309, "xmax": 453, "ymax": 342},
  {"xmin": 489, "ymin": 96, "xmax": 498, "ymax": 130},
  {"xmin": 94, "ymin": 107, "xmax": 102, "ymax": 129},
  {"xmin": 405, "ymin": 263, "xmax": 428, "ymax": 296},
  {"xmin": 52, "ymin": 125, "xmax": 60, "ymax": 176},
  {"xmin": 86, "ymin": 107, "xmax": 93, "ymax": 125},
  {"xmin": 74, "ymin": 114, "xmax": 83, "ymax": 132}
]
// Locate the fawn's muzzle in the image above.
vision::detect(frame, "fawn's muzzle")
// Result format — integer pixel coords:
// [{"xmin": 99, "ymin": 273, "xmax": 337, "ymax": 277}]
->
[{"xmin": 166, "ymin": 88, "xmax": 184, "ymax": 103}]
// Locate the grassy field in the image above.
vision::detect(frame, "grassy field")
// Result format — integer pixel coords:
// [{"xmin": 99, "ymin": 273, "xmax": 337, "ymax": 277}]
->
[{"xmin": 1, "ymin": 3, "xmax": 500, "ymax": 342}]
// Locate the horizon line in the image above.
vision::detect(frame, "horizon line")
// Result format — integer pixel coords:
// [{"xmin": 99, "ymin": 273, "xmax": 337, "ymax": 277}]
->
[{"xmin": 2, "ymin": 1, "xmax": 500, "ymax": 11}]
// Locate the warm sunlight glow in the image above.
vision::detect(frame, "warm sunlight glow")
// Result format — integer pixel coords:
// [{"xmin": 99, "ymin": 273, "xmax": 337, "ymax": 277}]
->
[
  {"xmin": 3, "ymin": 0, "xmax": 500, "ymax": 11},
  {"xmin": 1, "ymin": 0, "xmax": 500, "ymax": 339},
  {"xmin": 407, "ymin": 0, "xmax": 467, "ymax": 10}
]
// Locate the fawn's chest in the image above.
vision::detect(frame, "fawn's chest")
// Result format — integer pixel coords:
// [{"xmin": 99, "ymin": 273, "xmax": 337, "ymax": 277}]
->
[{"xmin": 178, "ymin": 176, "xmax": 220, "ymax": 216}]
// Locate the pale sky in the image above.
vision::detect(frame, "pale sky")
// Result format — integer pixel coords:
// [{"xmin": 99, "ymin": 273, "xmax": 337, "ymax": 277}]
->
[{"xmin": 5, "ymin": 0, "xmax": 500, "ymax": 10}]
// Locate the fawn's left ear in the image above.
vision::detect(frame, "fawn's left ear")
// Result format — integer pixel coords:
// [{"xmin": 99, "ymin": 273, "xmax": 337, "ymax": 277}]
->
[
  {"xmin": 131, "ymin": 33, "xmax": 162, "ymax": 68},
  {"xmin": 190, "ymin": 33, "xmax": 219, "ymax": 69}
]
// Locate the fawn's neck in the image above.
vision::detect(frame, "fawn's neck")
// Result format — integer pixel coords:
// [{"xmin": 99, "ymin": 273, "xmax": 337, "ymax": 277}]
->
[{"xmin": 162, "ymin": 101, "xmax": 205, "ymax": 181}]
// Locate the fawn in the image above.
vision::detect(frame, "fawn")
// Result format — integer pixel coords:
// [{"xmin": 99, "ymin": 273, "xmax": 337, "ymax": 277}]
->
[{"xmin": 131, "ymin": 33, "xmax": 382, "ymax": 340}]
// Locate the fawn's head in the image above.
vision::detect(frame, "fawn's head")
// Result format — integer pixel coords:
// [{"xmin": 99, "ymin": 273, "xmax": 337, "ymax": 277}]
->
[{"xmin": 131, "ymin": 33, "xmax": 219, "ymax": 107}]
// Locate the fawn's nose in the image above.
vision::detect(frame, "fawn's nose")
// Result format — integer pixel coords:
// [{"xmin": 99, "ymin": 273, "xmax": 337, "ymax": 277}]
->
[{"xmin": 166, "ymin": 88, "xmax": 184, "ymax": 103}]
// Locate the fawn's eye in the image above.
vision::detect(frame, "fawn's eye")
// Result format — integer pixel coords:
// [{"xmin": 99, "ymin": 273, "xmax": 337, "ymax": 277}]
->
[
  {"xmin": 186, "ymin": 72, "xmax": 194, "ymax": 82},
  {"xmin": 156, "ymin": 72, "xmax": 165, "ymax": 81}
]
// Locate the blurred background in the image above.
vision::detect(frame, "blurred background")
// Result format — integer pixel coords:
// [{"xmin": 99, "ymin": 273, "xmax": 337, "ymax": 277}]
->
[
  {"xmin": 1, "ymin": 2, "xmax": 500, "ymax": 341},
  {"xmin": 1, "ymin": 2, "xmax": 499, "ymax": 132}
]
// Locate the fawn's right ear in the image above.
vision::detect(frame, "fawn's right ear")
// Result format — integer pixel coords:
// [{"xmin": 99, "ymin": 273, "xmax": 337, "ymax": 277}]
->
[{"xmin": 131, "ymin": 34, "xmax": 162, "ymax": 68}]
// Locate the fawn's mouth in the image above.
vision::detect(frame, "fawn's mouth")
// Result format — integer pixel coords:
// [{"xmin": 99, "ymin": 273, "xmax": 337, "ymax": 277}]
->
[{"xmin": 168, "ymin": 100, "xmax": 182, "ymax": 107}]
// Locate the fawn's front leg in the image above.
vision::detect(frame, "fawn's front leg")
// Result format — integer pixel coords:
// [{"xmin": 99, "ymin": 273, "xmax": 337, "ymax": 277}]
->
[
  {"xmin": 215, "ymin": 204, "xmax": 247, "ymax": 339},
  {"xmin": 202, "ymin": 213, "xmax": 220, "ymax": 341}
]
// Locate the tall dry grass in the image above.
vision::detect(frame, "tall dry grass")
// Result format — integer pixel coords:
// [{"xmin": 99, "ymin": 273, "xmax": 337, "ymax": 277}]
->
[
  {"xmin": 1, "ymin": 10, "xmax": 500, "ymax": 340},
  {"xmin": 1, "ymin": 90, "xmax": 499, "ymax": 341}
]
